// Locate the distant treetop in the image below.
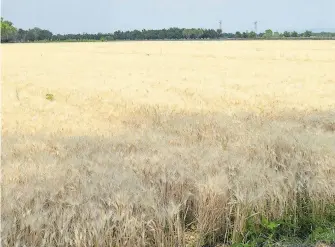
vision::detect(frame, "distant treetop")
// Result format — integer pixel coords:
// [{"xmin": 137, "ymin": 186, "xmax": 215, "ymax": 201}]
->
[{"xmin": 1, "ymin": 18, "xmax": 334, "ymax": 43}]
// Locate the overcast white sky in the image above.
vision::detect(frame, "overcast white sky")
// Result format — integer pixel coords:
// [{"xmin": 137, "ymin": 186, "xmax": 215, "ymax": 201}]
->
[{"xmin": 1, "ymin": 0, "xmax": 335, "ymax": 34}]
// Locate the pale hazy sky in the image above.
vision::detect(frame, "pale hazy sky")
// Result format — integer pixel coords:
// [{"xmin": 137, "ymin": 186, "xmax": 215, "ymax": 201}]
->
[{"xmin": 1, "ymin": 0, "xmax": 335, "ymax": 34}]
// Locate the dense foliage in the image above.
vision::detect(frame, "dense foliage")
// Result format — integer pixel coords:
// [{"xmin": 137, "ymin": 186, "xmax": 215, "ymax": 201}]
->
[{"xmin": 1, "ymin": 18, "xmax": 335, "ymax": 43}]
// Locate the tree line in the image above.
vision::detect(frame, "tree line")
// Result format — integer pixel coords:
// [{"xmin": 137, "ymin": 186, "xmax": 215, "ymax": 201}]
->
[{"xmin": 1, "ymin": 18, "xmax": 335, "ymax": 43}]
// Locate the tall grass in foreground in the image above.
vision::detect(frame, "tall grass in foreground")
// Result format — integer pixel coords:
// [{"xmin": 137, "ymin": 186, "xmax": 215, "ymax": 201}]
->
[{"xmin": 2, "ymin": 106, "xmax": 335, "ymax": 247}]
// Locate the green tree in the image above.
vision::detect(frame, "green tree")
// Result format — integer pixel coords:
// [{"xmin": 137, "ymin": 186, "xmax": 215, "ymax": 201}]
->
[
  {"xmin": 26, "ymin": 28, "xmax": 41, "ymax": 41},
  {"xmin": 158, "ymin": 29, "xmax": 166, "ymax": 40},
  {"xmin": 216, "ymin": 29, "xmax": 222, "ymax": 38},
  {"xmin": 17, "ymin": 28, "xmax": 27, "ymax": 42},
  {"xmin": 204, "ymin": 29, "xmax": 218, "ymax": 39},
  {"xmin": 24, "ymin": 27, "xmax": 53, "ymax": 41},
  {"xmin": 235, "ymin": 31, "xmax": 242, "ymax": 38},
  {"xmin": 273, "ymin": 32, "xmax": 280, "ymax": 38},
  {"xmin": 195, "ymin": 29, "xmax": 204, "ymax": 39},
  {"xmin": 248, "ymin": 31, "xmax": 257, "ymax": 38},
  {"xmin": 1, "ymin": 18, "xmax": 17, "ymax": 42},
  {"xmin": 223, "ymin": 32, "xmax": 235, "ymax": 38},
  {"xmin": 182, "ymin": 29, "xmax": 203, "ymax": 39},
  {"xmin": 39, "ymin": 29, "xmax": 53, "ymax": 40},
  {"xmin": 132, "ymin": 30, "xmax": 143, "ymax": 40},
  {"xmin": 283, "ymin": 31, "xmax": 290, "ymax": 37},
  {"xmin": 303, "ymin": 30, "xmax": 312, "ymax": 37},
  {"xmin": 263, "ymin": 29, "xmax": 273, "ymax": 39},
  {"xmin": 2, "ymin": 18, "xmax": 330, "ymax": 43},
  {"xmin": 166, "ymin": 28, "xmax": 183, "ymax": 39},
  {"xmin": 291, "ymin": 31, "xmax": 298, "ymax": 37},
  {"xmin": 182, "ymin": 29, "xmax": 192, "ymax": 39}
]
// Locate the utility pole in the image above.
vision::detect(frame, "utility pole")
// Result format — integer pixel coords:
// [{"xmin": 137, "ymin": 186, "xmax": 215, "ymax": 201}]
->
[
  {"xmin": 254, "ymin": 21, "xmax": 258, "ymax": 34},
  {"xmin": 218, "ymin": 20, "xmax": 223, "ymax": 39}
]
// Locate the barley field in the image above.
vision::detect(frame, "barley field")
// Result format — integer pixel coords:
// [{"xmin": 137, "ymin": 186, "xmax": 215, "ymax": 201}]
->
[{"xmin": 2, "ymin": 41, "xmax": 335, "ymax": 246}]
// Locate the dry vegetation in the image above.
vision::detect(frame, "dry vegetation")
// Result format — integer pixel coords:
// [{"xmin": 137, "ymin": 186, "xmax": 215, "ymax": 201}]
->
[{"xmin": 2, "ymin": 41, "xmax": 335, "ymax": 246}]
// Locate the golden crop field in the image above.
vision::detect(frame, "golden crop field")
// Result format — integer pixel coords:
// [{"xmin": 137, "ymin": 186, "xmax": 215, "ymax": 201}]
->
[{"xmin": 2, "ymin": 41, "xmax": 335, "ymax": 246}]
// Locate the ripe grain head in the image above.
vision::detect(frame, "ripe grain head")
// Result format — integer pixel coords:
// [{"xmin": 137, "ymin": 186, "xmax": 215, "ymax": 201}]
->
[{"xmin": 2, "ymin": 41, "xmax": 335, "ymax": 246}]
